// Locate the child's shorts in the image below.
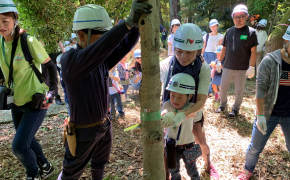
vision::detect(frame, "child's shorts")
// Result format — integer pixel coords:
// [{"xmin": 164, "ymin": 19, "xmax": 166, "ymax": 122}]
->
[
  {"xmin": 212, "ymin": 75, "xmax": 221, "ymax": 86},
  {"xmin": 120, "ymin": 79, "xmax": 130, "ymax": 85}
]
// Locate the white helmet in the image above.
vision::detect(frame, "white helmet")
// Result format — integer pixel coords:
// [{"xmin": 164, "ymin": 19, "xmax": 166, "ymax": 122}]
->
[
  {"xmin": 202, "ymin": 31, "xmax": 207, "ymax": 36},
  {"xmin": 166, "ymin": 73, "xmax": 195, "ymax": 94},
  {"xmin": 232, "ymin": 4, "xmax": 249, "ymax": 18},
  {"xmin": 72, "ymin": 4, "xmax": 111, "ymax": 31},
  {"xmin": 0, "ymin": 0, "xmax": 18, "ymax": 14},
  {"xmin": 282, "ymin": 26, "xmax": 290, "ymax": 41},
  {"xmin": 171, "ymin": 19, "xmax": 181, "ymax": 27},
  {"xmin": 134, "ymin": 49, "xmax": 141, "ymax": 58},
  {"xmin": 258, "ymin": 19, "xmax": 267, "ymax": 27},
  {"xmin": 71, "ymin": 33, "xmax": 77, "ymax": 40},
  {"xmin": 173, "ymin": 23, "xmax": 203, "ymax": 51},
  {"xmin": 209, "ymin": 19, "xmax": 219, "ymax": 27},
  {"xmin": 56, "ymin": 54, "xmax": 62, "ymax": 68},
  {"xmin": 215, "ymin": 45, "xmax": 223, "ymax": 53}
]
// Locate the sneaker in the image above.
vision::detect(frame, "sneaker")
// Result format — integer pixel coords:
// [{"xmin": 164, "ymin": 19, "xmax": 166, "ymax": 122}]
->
[
  {"xmin": 55, "ymin": 97, "xmax": 65, "ymax": 105},
  {"xmin": 208, "ymin": 93, "xmax": 213, "ymax": 97},
  {"xmin": 228, "ymin": 109, "xmax": 239, "ymax": 117},
  {"xmin": 126, "ymin": 97, "xmax": 132, "ymax": 102},
  {"xmin": 118, "ymin": 114, "xmax": 125, "ymax": 119},
  {"xmin": 205, "ymin": 163, "xmax": 219, "ymax": 179},
  {"xmin": 216, "ymin": 106, "xmax": 225, "ymax": 113},
  {"xmin": 40, "ymin": 163, "xmax": 54, "ymax": 179},
  {"xmin": 214, "ymin": 93, "xmax": 219, "ymax": 102},
  {"xmin": 236, "ymin": 169, "xmax": 253, "ymax": 180},
  {"xmin": 26, "ymin": 174, "xmax": 41, "ymax": 180}
]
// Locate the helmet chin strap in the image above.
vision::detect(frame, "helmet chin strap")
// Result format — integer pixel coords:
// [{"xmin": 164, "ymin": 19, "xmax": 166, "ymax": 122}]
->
[
  {"xmin": 10, "ymin": 21, "xmax": 18, "ymax": 36},
  {"xmin": 87, "ymin": 29, "xmax": 91, "ymax": 47}
]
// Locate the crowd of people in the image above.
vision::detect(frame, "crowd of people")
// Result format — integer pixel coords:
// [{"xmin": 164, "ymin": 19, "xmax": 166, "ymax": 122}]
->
[{"xmin": 0, "ymin": 0, "xmax": 289, "ymax": 180}]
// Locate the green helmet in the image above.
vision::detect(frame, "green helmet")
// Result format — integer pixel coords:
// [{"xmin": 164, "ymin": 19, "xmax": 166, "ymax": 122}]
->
[{"xmin": 166, "ymin": 73, "xmax": 195, "ymax": 94}]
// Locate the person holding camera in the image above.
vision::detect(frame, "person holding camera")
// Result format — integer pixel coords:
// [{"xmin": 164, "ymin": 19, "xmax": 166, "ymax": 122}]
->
[
  {"xmin": 161, "ymin": 73, "xmax": 202, "ymax": 180},
  {"xmin": 0, "ymin": 1, "xmax": 57, "ymax": 179}
]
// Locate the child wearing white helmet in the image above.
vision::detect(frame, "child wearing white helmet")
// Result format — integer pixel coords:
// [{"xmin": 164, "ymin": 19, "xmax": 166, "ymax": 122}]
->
[
  {"xmin": 255, "ymin": 19, "xmax": 268, "ymax": 70},
  {"xmin": 132, "ymin": 49, "xmax": 142, "ymax": 92},
  {"xmin": 201, "ymin": 19, "xmax": 224, "ymax": 97},
  {"xmin": 162, "ymin": 23, "xmax": 219, "ymax": 179},
  {"xmin": 209, "ymin": 45, "xmax": 224, "ymax": 101},
  {"xmin": 168, "ymin": 19, "xmax": 181, "ymax": 56},
  {"xmin": 237, "ymin": 24, "xmax": 290, "ymax": 180},
  {"xmin": 161, "ymin": 73, "xmax": 202, "ymax": 180}
]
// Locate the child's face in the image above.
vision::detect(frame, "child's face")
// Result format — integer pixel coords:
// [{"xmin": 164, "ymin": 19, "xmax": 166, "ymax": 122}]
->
[
  {"xmin": 216, "ymin": 53, "xmax": 220, "ymax": 59},
  {"xmin": 135, "ymin": 57, "xmax": 141, "ymax": 64},
  {"xmin": 170, "ymin": 91, "xmax": 189, "ymax": 109}
]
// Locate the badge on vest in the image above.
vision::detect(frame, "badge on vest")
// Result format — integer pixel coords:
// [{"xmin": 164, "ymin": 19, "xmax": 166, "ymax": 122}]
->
[{"xmin": 240, "ymin": 35, "xmax": 248, "ymax": 40}]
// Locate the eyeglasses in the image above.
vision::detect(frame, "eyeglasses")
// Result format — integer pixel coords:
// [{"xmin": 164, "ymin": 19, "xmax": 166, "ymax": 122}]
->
[{"xmin": 234, "ymin": 15, "xmax": 246, "ymax": 20}]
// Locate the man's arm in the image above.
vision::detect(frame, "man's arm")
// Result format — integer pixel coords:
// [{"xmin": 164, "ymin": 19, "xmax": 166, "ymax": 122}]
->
[
  {"xmin": 219, "ymin": 46, "xmax": 226, "ymax": 61},
  {"xmin": 250, "ymin": 46, "xmax": 257, "ymax": 67},
  {"xmin": 256, "ymin": 98, "xmax": 265, "ymax": 116},
  {"xmin": 184, "ymin": 94, "xmax": 207, "ymax": 118}
]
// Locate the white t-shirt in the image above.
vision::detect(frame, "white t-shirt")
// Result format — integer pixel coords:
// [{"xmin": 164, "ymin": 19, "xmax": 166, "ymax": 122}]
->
[
  {"xmin": 203, "ymin": 33, "xmax": 224, "ymax": 52},
  {"xmin": 256, "ymin": 30, "xmax": 268, "ymax": 52},
  {"xmin": 167, "ymin": 34, "xmax": 175, "ymax": 56},
  {"xmin": 160, "ymin": 56, "xmax": 172, "ymax": 83},
  {"xmin": 109, "ymin": 71, "xmax": 120, "ymax": 95},
  {"xmin": 162, "ymin": 102, "xmax": 202, "ymax": 145}
]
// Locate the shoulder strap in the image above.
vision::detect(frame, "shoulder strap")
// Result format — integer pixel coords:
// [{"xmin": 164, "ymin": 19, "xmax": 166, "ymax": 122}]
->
[
  {"xmin": 20, "ymin": 33, "xmax": 44, "ymax": 84},
  {"xmin": 8, "ymin": 36, "xmax": 20, "ymax": 88},
  {"xmin": 205, "ymin": 33, "xmax": 209, "ymax": 48},
  {"xmin": 176, "ymin": 124, "xmax": 182, "ymax": 141}
]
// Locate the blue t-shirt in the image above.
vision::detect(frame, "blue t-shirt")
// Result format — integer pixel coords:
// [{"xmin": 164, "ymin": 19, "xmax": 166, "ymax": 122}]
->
[{"xmin": 272, "ymin": 59, "xmax": 290, "ymax": 117}]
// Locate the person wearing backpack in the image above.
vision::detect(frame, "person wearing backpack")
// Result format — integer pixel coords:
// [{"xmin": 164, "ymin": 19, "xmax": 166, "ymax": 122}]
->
[
  {"xmin": 0, "ymin": 1, "xmax": 57, "ymax": 179},
  {"xmin": 201, "ymin": 19, "xmax": 224, "ymax": 97},
  {"xmin": 57, "ymin": 2, "xmax": 152, "ymax": 180},
  {"xmin": 162, "ymin": 23, "xmax": 219, "ymax": 179},
  {"xmin": 216, "ymin": 4, "xmax": 258, "ymax": 117}
]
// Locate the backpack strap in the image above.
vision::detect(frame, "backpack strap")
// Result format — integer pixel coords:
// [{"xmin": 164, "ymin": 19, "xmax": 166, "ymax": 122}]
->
[
  {"xmin": 20, "ymin": 33, "xmax": 44, "ymax": 84},
  {"xmin": 205, "ymin": 33, "xmax": 209, "ymax": 49}
]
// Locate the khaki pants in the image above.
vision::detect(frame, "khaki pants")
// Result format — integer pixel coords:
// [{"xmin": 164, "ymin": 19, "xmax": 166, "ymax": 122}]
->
[
  {"xmin": 220, "ymin": 68, "xmax": 247, "ymax": 111},
  {"xmin": 256, "ymin": 51, "xmax": 263, "ymax": 72}
]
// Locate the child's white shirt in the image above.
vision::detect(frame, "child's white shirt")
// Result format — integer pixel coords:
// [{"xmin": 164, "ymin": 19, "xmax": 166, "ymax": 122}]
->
[{"xmin": 162, "ymin": 101, "xmax": 202, "ymax": 145}]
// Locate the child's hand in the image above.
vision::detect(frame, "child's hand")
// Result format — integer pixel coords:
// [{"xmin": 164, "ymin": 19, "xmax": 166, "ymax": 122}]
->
[
  {"xmin": 173, "ymin": 112, "xmax": 186, "ymax": 126},
  {"xmin": 161, "ymin": 112, "xmax": 175, "ymax": 128}
]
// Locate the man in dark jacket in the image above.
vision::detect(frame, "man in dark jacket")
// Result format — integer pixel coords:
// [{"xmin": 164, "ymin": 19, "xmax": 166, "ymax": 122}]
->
[{"xmin": 57, "ymin": 2, "xmax": 152, "ymax": 180}]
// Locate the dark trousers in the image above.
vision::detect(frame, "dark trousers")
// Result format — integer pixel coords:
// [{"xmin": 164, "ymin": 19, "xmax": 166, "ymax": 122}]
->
[
  {"xmin": 169, "ymin": 145, "xmax": 200, "ymax": 180},
  {"xmin": 110, "ymin": 92, "xmax": 125, "ymax": 116},
  {"xmin": 11, "ymin": 103, "xmax": 49, "ymax": 177},
  {"xmin": 58, "ymin": 119, "xmax": 113, "ymax": 180}
]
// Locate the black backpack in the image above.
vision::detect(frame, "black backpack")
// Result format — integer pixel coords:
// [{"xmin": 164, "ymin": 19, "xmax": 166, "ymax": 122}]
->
[{"xmin": 0, "ymin": 33, "xmax": 48, "ymax": 85}]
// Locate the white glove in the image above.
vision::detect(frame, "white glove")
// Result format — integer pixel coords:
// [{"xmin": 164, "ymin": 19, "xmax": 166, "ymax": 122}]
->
[
  {"xmin": 256, "ymin": 115, "xmax": 267, "ymax": 135},
  {"xmin": 161, "ymin": 112, "xmax": 175, "ymax": 128},
  {"xmin": 216, "ymin": 61, "xmax": 222, "ymax": 73},
  {"xmin": 173, "ymin": 112, "xmax": 186, "ymax": 126},
  {"xmin": 246, "ymin": 66, "xmax": 255, "ymax": 78}
]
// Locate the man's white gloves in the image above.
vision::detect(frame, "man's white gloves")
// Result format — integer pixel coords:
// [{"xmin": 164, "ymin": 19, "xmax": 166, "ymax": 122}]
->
[
  {"xmin": 246, "ymin": 66, "xmax": 255, "ymax": 78},
  {"xmin": 216, "ymin": 61, "xmax": 222, "ymax": 73},
  {"xmin": 256, "ymin": 115, "xmax": 267, "ymax": 135},
  {"xmin": 173, "ymin": 112, "xmax": 186, "ymax": 126},
  {"xmin": 161, "ymin": 112, "xmax": 175, "ymax": 128}
]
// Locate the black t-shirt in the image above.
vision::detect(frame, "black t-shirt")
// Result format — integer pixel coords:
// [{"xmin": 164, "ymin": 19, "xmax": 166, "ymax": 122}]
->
[
  {"xmin": 48, "ymin": 51, "xmax": 62, "ymax": 64},
  {"xmin": 222, "ymin": 25, "xmax": 258, "ymax": 70},
  {"xmin": 272, "ymin": 59, "xmax": 290, "ymax": 117}
]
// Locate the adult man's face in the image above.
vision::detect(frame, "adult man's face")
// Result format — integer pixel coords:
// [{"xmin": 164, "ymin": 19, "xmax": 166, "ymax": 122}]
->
[{"xmin": 233, "ymin": 12, "xmax": 247, "ymax": 28}]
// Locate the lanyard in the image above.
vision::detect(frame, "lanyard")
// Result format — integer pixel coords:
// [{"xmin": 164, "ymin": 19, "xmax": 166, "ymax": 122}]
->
[{"xmin": 175, "ymin": 109, "xmax": 182, "ymax": 141}]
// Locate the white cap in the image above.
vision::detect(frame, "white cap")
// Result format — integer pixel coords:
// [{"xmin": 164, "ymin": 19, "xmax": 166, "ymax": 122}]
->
[
  {"xmin": 173, "ymin": 23, "xmax": 203, "ymax": 51},
  {"xmin": 258, "ymin": 19, "xmax": 267, "ymax": 27},
  {"xmin": 72, "ymin": 4, "xmax": 112, "ymax": 31},
  {"xmin": 171, "ymin": 19, "xmax": 181, "ymax": 27},
  {"xmin": 209, "ymin": 19, "xmax": 219, "ymax": 27},
  {"xmin": 215, "ymin": 45, "xmax": 223, "ymax": 53},
  {"xmin": 0, "ymin": 0, "xmax": 18, "ymax": 14},
  {"xmin": 166, "ymin": 73, "xmax": 195, "ymax": 94},
  {"xmin": 232, "ymin": 4, "xmax": 249, "ymax": 18},
  {"xmin": 282, "ymin": 26, "xmax": 290, "ymax": 41},
  {"xmin": 134, "ymin": 49, "xmax": 141, "ymax": 58}
]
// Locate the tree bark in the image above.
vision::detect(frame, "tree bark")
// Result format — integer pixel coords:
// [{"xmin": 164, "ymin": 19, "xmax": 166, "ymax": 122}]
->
[
  {"xmin": 265, "ymin": 8, "xmax": 290, "ymax": 54},
  {"xmin": 159, "ymin": 6, "xmax": 164, "ymax": 26},
  {"xmin": 138, "ymin": 0, "xmax": 165, "ymax": 179},
  {"xmin": 169, "ymin": 0, "xmax": 181, "ymax": 22},
  {"xmin": 268, "ymin": 0, "xmax": 279, "ymax": 35}
]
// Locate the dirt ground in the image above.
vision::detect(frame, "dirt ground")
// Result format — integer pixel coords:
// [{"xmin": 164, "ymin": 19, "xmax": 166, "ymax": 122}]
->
[{"xmin": 0, "ymin": 80, "xmax": 289, "ymax": 180}]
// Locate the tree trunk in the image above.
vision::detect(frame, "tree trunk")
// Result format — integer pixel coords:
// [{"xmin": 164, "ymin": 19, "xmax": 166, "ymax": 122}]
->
[
  {"xmin": 265, "ymin": 8, "xmax": 290, "ymax": 54},
  {"xmin": 138, "ymin": 0, "xmax": 165, "ymax": 179},
  {"xmin": 159, "ymin": 6, "xmax": 164, "ymax": 26},
  {"xmin": 268, "ymin": 0, "xmax": 279, "ymax": 35},
  {"xmin": 169, "ymin": 0, "xmax": 181, "ymax": 22}
]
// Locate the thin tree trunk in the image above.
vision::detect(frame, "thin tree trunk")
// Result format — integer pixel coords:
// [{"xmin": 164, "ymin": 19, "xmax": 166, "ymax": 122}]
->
[
  {"xmin": 159, "ymin": 6, "xmax": 164, "ymax": 26},
  {"xmin": 138, "ymin": 0, "xmax": 165, "ymax": 179},
  {"xmin": 268, "ymin": 0, "xmax": 279, "ymax": 35},
  {"xmin": 169, "ymin": 0, "xmax": 181, "ymax": 22},
  {"xmin": 265, "ymin": 8, "xmax": 290, "ymax": 54}
]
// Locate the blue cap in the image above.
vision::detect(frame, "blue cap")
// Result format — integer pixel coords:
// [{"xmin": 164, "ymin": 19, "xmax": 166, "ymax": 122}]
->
[{"xmin": 134, "ymin": 49, "xmax": 141, "ymax": 58}]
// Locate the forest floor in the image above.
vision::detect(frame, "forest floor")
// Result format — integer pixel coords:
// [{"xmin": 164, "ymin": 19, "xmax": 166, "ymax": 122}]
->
[{"xmin": 0, "ymin": 79, "xmax": 289, "ymax": 180}]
